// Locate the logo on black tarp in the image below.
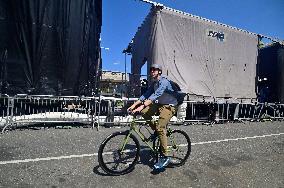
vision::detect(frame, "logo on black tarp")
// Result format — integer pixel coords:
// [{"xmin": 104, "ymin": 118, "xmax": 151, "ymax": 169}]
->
[{"xmin": 207, "ymin": 29, "xmax": 225, "ymax": 42}]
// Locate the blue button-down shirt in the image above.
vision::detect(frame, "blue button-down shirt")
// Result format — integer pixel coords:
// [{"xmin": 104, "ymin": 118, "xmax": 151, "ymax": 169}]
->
[{"xmin": 139, "ymin": 76, "xmax": 178, "ymax": 105}]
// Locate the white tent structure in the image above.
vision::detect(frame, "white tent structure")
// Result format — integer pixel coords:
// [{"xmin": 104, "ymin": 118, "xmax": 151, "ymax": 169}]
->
[{"xmin": 129, "ymin": 3, "xmax": 259, "ymax": 101}]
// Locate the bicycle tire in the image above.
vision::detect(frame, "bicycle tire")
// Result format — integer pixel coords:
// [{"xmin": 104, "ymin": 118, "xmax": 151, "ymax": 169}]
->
[
  {"xmin": 98, "ymin": 131, "xmax": 141, "ymax": 175},
  {"xmin": 153, "ymin": 129, "xmax": 191, "ymax": 167}
]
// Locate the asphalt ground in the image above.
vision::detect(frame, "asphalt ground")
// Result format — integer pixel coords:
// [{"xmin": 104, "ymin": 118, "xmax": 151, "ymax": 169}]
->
[{"xmin": 0, "ymin": 121, "xmax": 283, "ymax": 188}]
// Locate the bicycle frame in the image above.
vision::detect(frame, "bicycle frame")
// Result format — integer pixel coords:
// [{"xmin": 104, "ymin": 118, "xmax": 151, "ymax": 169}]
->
[
  {"xmin": 120, "ymin": 118, "xmax": 157, "ymax": 154},
  {"xmin": 119, "ymin": 117, "xmax": 180, "ymax": 154}
]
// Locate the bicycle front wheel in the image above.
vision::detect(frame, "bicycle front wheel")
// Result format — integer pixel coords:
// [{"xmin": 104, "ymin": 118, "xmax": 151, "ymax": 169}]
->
[
  {"xmin": 98, "ymin": 131, "xmax": 140, "ymax": 175},
  {"xmin": 167, "ymin": 129, "xmax": 191, "ymax": 167}
]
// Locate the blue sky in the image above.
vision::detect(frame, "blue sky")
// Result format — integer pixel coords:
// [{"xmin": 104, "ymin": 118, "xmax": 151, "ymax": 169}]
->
[{"xmin": 101, "ymin": 0, "xmax": 284, "ymax": 73}]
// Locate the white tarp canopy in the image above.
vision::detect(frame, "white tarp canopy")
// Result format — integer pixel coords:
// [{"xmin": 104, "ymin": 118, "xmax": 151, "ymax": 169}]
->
[{"xmin": 130, "ymin": 6, "xmax": 258, "ymax": 99}]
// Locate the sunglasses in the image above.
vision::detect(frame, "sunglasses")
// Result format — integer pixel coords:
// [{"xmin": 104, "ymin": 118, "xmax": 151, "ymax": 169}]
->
[{"xmin": 150, "ymin": 68, "xmax": 160, "ymax": 72}]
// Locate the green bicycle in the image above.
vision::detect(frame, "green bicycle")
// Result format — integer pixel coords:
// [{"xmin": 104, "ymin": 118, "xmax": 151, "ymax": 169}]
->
[{"xmin": 98, "ymin": 115, "xmax": 191, "ymax": 175}]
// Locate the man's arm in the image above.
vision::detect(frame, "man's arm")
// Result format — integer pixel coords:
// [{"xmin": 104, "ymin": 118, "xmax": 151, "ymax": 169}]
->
[
  {"xmin": 128, "ymin": 82, "xmax": 154, "ymax": 111},
  {"xmin": 148, "ymin": 78, "xmax": 168, "ymax": 102},
  {"xmin": 132, "ymin": 79, "xmax": 168, "ymax": 113},
  {"xmin": 139, "ymin": 83, "xmax": 154, "ymax": 101}
]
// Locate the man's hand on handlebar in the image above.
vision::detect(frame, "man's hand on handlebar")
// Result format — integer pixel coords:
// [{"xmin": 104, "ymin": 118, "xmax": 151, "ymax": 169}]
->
[
  {"xmin": 131, "ymin": 105, "xmax": 144, "ymax": 114},
  {"xmin": 127, "ymin": 105, "xmax": 135, "ymax": 114},
  {"xmin": 127, "ymin": 99, "xmax": 153, "ymax": 115},
  {"xmin": 127, "ymin": 106, "xmax": 143, "ymax": 115},
  {"xmin": 127, "ymin": 103, "xmax": 145, "ymax": 115},
  {"xmin": 127, "ymin": 100, "xmax": 144, "ymax": 114}
]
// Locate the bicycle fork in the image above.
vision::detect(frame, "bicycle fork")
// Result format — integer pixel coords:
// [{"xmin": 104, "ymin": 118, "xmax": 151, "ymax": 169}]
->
[{"xmin": 119, "ymin": 130, "xmax": 133, "ymax": 155}]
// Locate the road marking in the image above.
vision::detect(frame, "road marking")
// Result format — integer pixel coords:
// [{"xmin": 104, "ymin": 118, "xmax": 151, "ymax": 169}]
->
[
  {"xmin": 0, "ymin": 132, "xmax": 283, "ymax": 165},
  {"xmin": 0, "ymin": 153, "xmax": 98, "ymax": 165},
  {"xmin": 191, "ymin": 133, "xmax": 284, "ymax": 145}
]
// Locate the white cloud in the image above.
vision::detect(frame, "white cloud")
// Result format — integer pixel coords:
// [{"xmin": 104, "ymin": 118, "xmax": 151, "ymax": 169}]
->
[{"xmin": 101, "ymin": 47, "xmax": 110, "ymax": 50}]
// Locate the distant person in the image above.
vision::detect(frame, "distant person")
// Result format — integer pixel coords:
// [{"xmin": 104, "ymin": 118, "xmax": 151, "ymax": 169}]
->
[
  {"xmin": 259, "ymin": 86, "xmax": 270, "ymax": 103},
  {"xmin": 128, "ymin": 63, "xmax": 182, "ymax": 170},
  {"xmin": 258, "ymin": 78, "xmax": 270, "ymax": 103}
]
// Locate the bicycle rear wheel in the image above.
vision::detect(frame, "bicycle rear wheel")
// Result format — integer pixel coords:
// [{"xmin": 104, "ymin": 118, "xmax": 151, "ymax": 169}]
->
[
  {"xmin": 154, "ymin": 129, "xmax": 191, "ymax": 167},
  {"xmin": 98, "ymin": 131, "xmax": 140, "ymax": 175}
]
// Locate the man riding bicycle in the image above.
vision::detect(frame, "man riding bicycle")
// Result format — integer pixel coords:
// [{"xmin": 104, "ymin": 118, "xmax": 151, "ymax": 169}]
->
[{"xmin": 128, "ymin": 63, "xmax": 179, "ymax": 170}]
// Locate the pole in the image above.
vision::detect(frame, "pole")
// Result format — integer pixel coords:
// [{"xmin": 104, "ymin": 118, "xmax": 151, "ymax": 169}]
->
[{"xmin": 124, "ymin": 52, "xmax": 127, "ymax": 98}]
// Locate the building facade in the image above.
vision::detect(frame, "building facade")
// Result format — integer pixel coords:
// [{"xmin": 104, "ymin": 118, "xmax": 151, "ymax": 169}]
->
[{"xmin": 100, "ymin": 71, "xmax": 130, "ymax": 97}]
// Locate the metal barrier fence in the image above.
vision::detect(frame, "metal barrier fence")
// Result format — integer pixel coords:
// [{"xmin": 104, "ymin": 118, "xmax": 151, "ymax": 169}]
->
[
  {"xmin": 184, "ymin": 101, "xmax": 284, "ymax": 124},
  {"xmin": 0, "ymin": 95, "xmax": 96, "ymax": 132},
  {"xmin": 0, "ymin": 95, "xmax": 139, "ymax": 132},
  {"xmin": 1, "ymin": 95, "xmax": 284, "ymax": 132}
]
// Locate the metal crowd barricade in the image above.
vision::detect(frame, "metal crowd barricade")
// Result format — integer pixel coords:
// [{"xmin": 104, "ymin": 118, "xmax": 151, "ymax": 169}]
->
[
  {"xmin": 255, "ymin": 102, "xmax": 284, "ymax": 120},
  {"xmin": 183, "ymin": 99, "xmax": 284, "ymax": 124},
  {"xmin": 184, "ymin": 101, "xmax": 211, "ymax": 124},
  {"xmin": 184, "ymin": 101, "xmax": 233, "ymax": 124},
  {"xmin": 94, "ymin": 97, "xmax": 138, "ymax": 127},
  {"xmin": 1, "ymin": 95, "xmax": 284, "ymax": 133},
  {"xmin": 235, "ymin": 102, "xmax": 257, "ymax": 121},
  {"xmin": 0, "ymin": 95, "xmax": 140, "ymax": 132},
  {"xmin": 0, "ymin": 95, "xmax": 102, "ymax": 133},
  {"xmin": 231, "ymin": 102, "xmax": 284, "ymax": 122},
  {"xmin": 0, "ymin": 96, "xmax": 11, "ymax": 131},
  {"xmin": 274, "ymin": 104, "xmax": 284, "ymax": 120}
]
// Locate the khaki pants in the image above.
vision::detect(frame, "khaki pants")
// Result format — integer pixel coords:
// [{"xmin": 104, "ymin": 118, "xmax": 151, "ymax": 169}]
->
[{"xmin": 141, "ymin": 103, "xmax": 176, "ymax": 156}]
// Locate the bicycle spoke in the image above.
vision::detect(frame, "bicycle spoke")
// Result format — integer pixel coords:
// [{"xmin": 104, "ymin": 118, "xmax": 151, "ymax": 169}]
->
[
  {"xmin": 98, "ymin": 132, "xmax": 140, "ymax": 175},
  {"xmin": 167, "ymin": 130, "xmax": 191, "ymax": 167}
]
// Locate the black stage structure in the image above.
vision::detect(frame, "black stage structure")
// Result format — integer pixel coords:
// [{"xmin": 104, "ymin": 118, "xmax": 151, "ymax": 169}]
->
[{"xmin": 0, "ymin": 0, "xmax": 102, "ymax": 96}]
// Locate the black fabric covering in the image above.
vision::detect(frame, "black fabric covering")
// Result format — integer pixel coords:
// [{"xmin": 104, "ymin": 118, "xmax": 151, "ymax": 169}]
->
[
  {"xmin": 0, "ymin": 0, "xmax": 102, "ymax": 96},
  {"xmin": 258, "ymin": 43, "xmax": 284, "ymax": 103}
]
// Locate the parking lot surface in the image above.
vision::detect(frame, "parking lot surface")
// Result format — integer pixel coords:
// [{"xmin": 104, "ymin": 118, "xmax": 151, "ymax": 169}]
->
[{"xmin": 0, "ymin": 121, "xmax": 283, "ymax": 188}]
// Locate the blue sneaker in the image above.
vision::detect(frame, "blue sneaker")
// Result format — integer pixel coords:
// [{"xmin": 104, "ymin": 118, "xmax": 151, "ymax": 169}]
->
[{"xmin": 153, "ymin": 156, "xmax": 171, "ymax": 170}]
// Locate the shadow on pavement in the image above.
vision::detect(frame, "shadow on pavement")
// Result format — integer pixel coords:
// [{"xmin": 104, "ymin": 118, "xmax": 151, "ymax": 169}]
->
[
  {"xmin": 93, "ymin": 148, "xmax": 170, "ymax": 176},
  {"xmin": 93, "ymin": 165, "xmax": 117, "ymax": 177}
]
